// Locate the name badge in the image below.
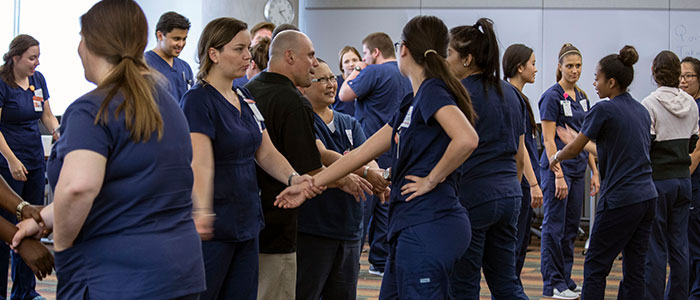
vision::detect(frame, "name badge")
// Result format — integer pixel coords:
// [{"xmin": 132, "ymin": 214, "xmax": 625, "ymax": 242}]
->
[
  {"xmin": 580, "ymin": 99, "xmax": 588, "ymax": 112},
  {"xmin": 33, "ymin": 88, "xmax": 44, "ymax": 112},
  {"xmin": 237, "ymin": 89, "xmax": 264, "ymax": 133},
  {"xmin": 400, "ymin": 106, "xmax": 413, "ymax": 129},
  {"xmin": 183, "ymin": 72, "xmax": 192, "ymax": 89},
  {"xmin": 561, "ymin": 100, "xmax": 572, "ymax": 117},
  {"xmin": 345, "ymin": 129, "xmax": 354, "ymax": 147}
]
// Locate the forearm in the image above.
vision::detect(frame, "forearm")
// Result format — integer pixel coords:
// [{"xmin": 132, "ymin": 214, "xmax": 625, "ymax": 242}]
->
[
  {"xmin": 40, "ymin": 203, "xmax": 54, "ymax": 229},
  {"xmin": 256, "ymin": 148, "xmax": 296, "ymax": 185},
  {"xmin": 557, "ymin": 133, "xmax": 589, "ymax": 161},
  {"xmin": 521, "ymin": 146, "xmax": 539, "ymax": 186},
  {"xmin": 0, "ymin": 176, "xmax": 23, "ymax": 213},
  {"xmin": 425, "ymin": 138, "xmax": 474, "ymax": 185},
  {"xmin": 0, "ymin": 131, "xmax": 19, "ymax": 163},
  {"xmin": 0, "ymin": 216, "xmax": 19, "ymax": 245},
  {"xmin": 587, "ymin": 154, "xmax": 599, "ymax": 176},
  {"xmin": 318, "ymin": 145, "xmax": 374, "ymax": 178},
  {"xmin": 338, "ymin": 74, "xmax": 359, "ymax": 102},
  {"xmin": 53, "ymin": 184, "xmax": 95, "ymax": 250},
  {"xmin": 515, "ymin": 136, "xmax": 525, "ymax": 182},
  {"xmin": 191, "ymin": 163, "xmax": 214, "ymax": 212}
]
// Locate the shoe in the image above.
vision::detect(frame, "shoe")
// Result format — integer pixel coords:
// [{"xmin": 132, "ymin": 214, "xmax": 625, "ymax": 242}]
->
[
  {"xmin": 549, "ymin": 288, "xmax": 579, "ymax": 299},
  {"xmin": 572, "ymin": 285, "xmax": 581, "ymax": 294},
  {"xmin": 368, "ymin": 265, "xmax": 384, "ymax": 277}
]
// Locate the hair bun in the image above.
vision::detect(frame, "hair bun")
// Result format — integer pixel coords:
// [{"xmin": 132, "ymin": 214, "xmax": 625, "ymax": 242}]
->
[{"xmin": 618, "ymin": 45, "xmax": 638, "ymax": 67}]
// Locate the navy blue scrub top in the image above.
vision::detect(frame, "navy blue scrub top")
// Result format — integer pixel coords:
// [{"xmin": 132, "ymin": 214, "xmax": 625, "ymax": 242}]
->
[
  {"xmin": 332, "ymin": 75, "xmax": 356, "ymax": 116},
  {"xmin": 693, "ymin": 97, "xmax": 700, "ymax": 180},
  {"xmin": 538, "ymin": 83, "xmax": 590, "ymax": 177},
  {"xmin": 145, "ymin": 50, "xmax": 193, "ymax": 102},
  {"xmin": 458, "ymin": 75, "xmax": 526, "ymax": 209},
  {"xmin": 181, "ymin": 83, "xmax": 265, "ymax": 242},
  {"xmin": 580, "ymin": 93, "xmax": 657, "ymax": 210},
  {"xmin": 0, "ymin": 71, "xmax": 48, "ymax": 171},
  {"xmin": 298, "ymin": 111, "xmax": 366, "ymax": 241},
  {"xmin": 233, "ymin": 74, "xmax": 249, "ymax": 88},
  {"xmin": 47, "ymin": 82, "xmax": 205, "ymax": 299},
  {"xmin": 387, "ymin": 78, "xmax": 467, "ymax": 240},
  {"xmin": 517, "ymin": 90, "xmax": 541, "ymax": 187}
]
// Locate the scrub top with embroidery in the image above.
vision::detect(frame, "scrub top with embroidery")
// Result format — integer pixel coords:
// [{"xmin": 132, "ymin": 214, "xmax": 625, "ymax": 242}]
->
[
  {"xmin": 348, "ymin": 61, "xmax": 411, "ymax": 167},
  {"xmin": 145, "ymin": 50, "xmax": 193, "ymax": 101},
  {"xmin": 458, "ymin": 75, "xmax": 526, "ymax": 209},
  {"xmin": 538, "ymin": 83, "xmax": 590, "ymax": 177},
  {"xmin": 580, "ymin": 93, "xmax": 657, "ymax": 210},
  {"xmin": 47, "ymin": 82, "xmax": 205, "ymax": 299},
  {"xmin": 298, "ymin": 111, "xmax": 366, "ymax": 241},
  {"xmin": 0, "ymin": 71, "xmax": 48, "ymax": 170},
  {"xmin": 387, "ymin": 78, "xmax": 467, "ymax": 240},
  {"xmin": 181, "ymin": 84, "xmax": 265, "ymax": 242},
  {"xmin": 332, "ymin": 75, "xmax": 356, "ymax": 116}
]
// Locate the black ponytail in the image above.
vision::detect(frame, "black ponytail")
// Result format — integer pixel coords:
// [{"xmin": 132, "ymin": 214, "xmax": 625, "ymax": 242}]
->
[{"xmin": 449, "ymin": 18, "xmax": 502, "ymax": 97}]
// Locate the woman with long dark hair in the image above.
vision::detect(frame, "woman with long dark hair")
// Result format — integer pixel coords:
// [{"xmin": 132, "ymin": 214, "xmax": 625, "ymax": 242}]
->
[
  {"xmin": 550, "ymin": 45, "xmax": 656, "ymax": 299},
  {"xmin": 502, "ymin": 43, "xmax": 543, "ymax": 282},
  {"xmin": 275, "ymin": 15, "xmax": 479, "ymax": 299},
  {"xmin": 445, "ymin": 18, "xmax": 529, "ymax": 300}
]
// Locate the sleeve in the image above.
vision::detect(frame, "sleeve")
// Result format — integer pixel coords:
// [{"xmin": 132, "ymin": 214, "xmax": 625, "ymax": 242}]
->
[
  {"xmin": 539, "ymin": 91, "xmax": 560, "ymax": 122},
  {"xmin": 279, "ymin": 104, "xmax": 323, "ymax": 174},
  {"xmin": 347, "ymin": 67, "xmax": 377, "ymax": 100},
  {"xmin": 512, "ymin": 86, "xmax": 527, "ymax": 135},
  {"xmin": 580, "ymin": 102, "xmax": 607, "ymax": 141},
  {"xmin": 180, "ymin": 90, "xmax": 216, "ymax": 139},
  {"xmin": 641, "ymin": 98, "xmax": 656, "ymax": 135},
  {"xmin": 352, "ymin": 118, "xmax": 367, "ymax": 147},
  {"xmin": 60, "ymin": 100, "xmax": 112, "ymax": 158},
  {"xmin": 692, "ymin": 101, "xmax": 699, "ymax": 136},
  {"xmin": 417, "ymin": 83, "xmax": 457, "ymax": 123},
  {"xmin": 39, "ymin": 73, "xmax": 50, "ymax": 100},
  {"xmin": 0, "ymin": 82, "xmax": 6, "ymax": 107},
  {"xmin": 388, "ymin": 93, "xmax": 414, "ymax": 129}
]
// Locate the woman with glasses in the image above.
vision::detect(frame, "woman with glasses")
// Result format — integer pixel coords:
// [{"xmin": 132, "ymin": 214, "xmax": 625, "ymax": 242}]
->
[
  {"xmin": 682, "ymin": 56, "xmax": 700, "ymax": 299},
  {"xmin": 275, "ymin": 15, "xmax": 479, "ymax": 299}
]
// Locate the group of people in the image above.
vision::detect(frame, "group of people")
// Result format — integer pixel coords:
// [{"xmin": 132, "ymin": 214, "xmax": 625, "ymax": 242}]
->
[{"xmin": 1, "ymin": 0, "xmax": 700, "ymax": 299}]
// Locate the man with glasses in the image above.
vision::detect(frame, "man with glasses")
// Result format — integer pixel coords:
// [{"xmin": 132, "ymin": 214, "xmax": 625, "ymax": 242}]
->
[{"xmin": 338, "ymin": 32, "xmax": 411, "ymax": 277}]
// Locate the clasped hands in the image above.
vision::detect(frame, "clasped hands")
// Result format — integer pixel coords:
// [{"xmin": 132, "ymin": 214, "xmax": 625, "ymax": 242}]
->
[{"xmin": 9, "ymin": 205, "xmax": 53, "ymax": 280}]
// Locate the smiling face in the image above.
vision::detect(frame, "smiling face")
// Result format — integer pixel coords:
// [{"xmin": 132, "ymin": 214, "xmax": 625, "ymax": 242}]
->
[
  {"xmin": 13, "ymin": 45, "xmax": 40, "ymax": 78},
  {"xmin": 157, "ymin": 28, "xmax": 188, "ymax": 58},
  {"xmin": 306, "ymin": 62, "xmax": 337, "ymax": 108},
  {"xmin": 341, "ymin": 51, "xmax": 360, "ymax": 77},
  {"xmin": 291, "ymin": 35, "xmax": 319, "ymax": 88},
  {"xmin": 559, "ymin": 54, "xmax": 582, "ymax": 84},
  {"xmin": 210, "ymin": 30, "xmax": 252, "ymax": 80},
  {"xmin": 681, "ymin": 62, "xmax": 700, "ymax": 99}
]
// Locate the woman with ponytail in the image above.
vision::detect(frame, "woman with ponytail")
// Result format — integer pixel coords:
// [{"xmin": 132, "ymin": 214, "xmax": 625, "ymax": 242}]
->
[
  {"xmin": 550, "ymin": 45, "xmax": 657, "ymax": 299},
  {"xmin": 0, "ymin": 33, "xmax": 59, "ymax": 299},
  {"xmin": 11, "ymin": 0, "xmax": 207, "ymax": 298},
  {"xmin": 446, "ymin": 18, "xmax": 529, "ymax": 300},
  {"xmin": 275, "ymin": 15, "xmax": 479, "ymax": 299},
  {"xmin": 502, "ymin": 43, "xmax": 543, "ymax": 283},
  {"xmin": 538, "ymin": 42, "xmax": 599, "ymax": 299}
]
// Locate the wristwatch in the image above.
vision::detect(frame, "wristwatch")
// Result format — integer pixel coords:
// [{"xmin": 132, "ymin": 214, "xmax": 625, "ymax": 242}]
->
[
  {"xmin": 16, "ymin": 201, "xmax": 30, "ymax": 221},
  {"xmin": 382, "ymin": 168, "xmax": 391, "ymax": 181},
  {"xmin": 354, "ymin": 66, "xmax": 362, "ymax": 72}
]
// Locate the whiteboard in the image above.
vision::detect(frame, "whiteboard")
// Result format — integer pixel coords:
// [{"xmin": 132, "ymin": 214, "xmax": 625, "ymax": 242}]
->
[{"xmin": 302, "ymin": 6, "xmax": 700, "ymax": 122}]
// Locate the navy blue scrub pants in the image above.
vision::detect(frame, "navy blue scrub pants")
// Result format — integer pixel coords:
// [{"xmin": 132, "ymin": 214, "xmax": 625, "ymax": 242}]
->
[
  {"xmin": 363, "ymin": 194, "xmax": 389, "ymax": 271},
  {"xmin": 582, "ymin": 198, "xmax": 655, "ymax": 300},
  {"xmin": 540, "ymin": 171, "xmax": 584, "ymax": 295},
  {"xmin": 295, "ymin": 233, "xmax": 360, "ymax": 300},
  {"xmin": 644, "ymin": 178, "xmax": 690, "ymax": 300},
  {"xmin": 380, "ymin": 211, "xmax": 470, "ymax": 300},
  {"xmin": 449, "ymin": 196, "xmax": 529, "ymax": 300},
  {"xmin": 200, "ymin": 237, "xmax": 259, "ymax": 300},
  {"xmin": 0, "ymin": 167, "xmax": 43, "ymax": 300},
  {"xmin": 688, "ymin": 176, "xmax": 700, "ymax": 299},
  {"xmin": 515, "ymin": 183, "xmax": 533, "ymax": 281}
]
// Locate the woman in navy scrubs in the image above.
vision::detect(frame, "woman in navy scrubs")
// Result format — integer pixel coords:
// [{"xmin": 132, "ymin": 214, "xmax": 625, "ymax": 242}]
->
[
  {"xmin": 13, "ymin": 0, "xmax": 208, "ymax": 298},
  {"xmin": 539, "ymin": 43, "xmax": 600, "ymax": 299},
  {"xmin": 332, "ymin": 46, "xmax": 361, "ymax": 116},
  {"xmin": 550, "ymin": 45, "xmax": 657, "ymax": 300},
  {"xmin": 276, "ymin": 15, "xmax": 479, "ymax": 299},
  {"xmin": 642, "ymin": 51, "xmax": 698, "ymax": 300},
  {"xmin": 0, "ymin": 33, "xmax": 59, "ymax": 300},
  {"xmin": 682, "ymin": 56, "xmax": 700, "ymax": 299},
  {"xmin": 502, "ymin": 43, "xmax": 544, "ymax": 282},
  {"xmin": 181, "ymin": 17, "xmax": 315, "ymax": 300},
  {"xmin": 445, "ymin": 18, "xmax": 529, "ymax": 300}
]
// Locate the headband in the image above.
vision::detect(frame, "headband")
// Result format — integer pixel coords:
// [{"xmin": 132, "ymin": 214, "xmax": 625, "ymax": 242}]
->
[{"xmin": 558, "ymin": 49, "xmax": 581, "ymax": 61}]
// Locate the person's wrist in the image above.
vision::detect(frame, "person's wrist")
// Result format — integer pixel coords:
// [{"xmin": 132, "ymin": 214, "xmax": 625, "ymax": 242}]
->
[
  {"xmin": 362, "ymin": 166, "xmax": 370, "ymax": 178},
  {"xmin": 16, "ymin": 201, "xmax": 30, "ymax": 221},
  {"xmin": 530, "ymin": 182, "xmax": 538, "ymax": 187},
  {"xmin": 354, "ymin": 66, "xmax": 362, "ymax": 72},
  {"xmin": 287, "ymin": 172, "xmax": 300, "ymax": 186}
]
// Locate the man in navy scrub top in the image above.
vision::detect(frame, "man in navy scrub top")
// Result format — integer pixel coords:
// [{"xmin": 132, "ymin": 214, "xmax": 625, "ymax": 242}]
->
[
  {"xmin": 144, "ymin": 11, "xmax": 193, "ymax": 102},
  {"xmin": 337, "ymin": 32, "xmax": 411, "ymax": 275}
]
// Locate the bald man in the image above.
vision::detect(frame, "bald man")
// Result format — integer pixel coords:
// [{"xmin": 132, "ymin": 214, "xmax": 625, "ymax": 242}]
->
[{"xmin": 244, "ymin": 31, "xmax": 322, "ymax": 300}]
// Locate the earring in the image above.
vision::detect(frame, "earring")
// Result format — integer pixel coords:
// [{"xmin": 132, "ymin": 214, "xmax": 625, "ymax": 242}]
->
[{"xmin": 463, "ymin": 63, "xmax": 467, "ymax": 67}]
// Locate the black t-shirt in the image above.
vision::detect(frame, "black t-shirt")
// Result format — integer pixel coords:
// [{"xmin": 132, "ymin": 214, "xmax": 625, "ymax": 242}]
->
[{"xmin": 244, "ymin": 72, "xmax": 323, "ymax": 253}]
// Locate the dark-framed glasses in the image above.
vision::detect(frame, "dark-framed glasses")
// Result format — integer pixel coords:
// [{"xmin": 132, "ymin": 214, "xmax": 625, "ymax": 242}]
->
[
  {"xmin": 680, "ymin": 74, "xmax": 698, "ymax": 81},
  {"xmin": 394, "ymin": 41, "xmax": 405, "ymax": 53}
]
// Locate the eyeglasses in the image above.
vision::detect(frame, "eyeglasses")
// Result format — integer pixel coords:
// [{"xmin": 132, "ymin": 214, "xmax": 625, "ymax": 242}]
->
[
  {"xmin": 311, "ymin": 76, "xmax": 337, "ymax": 84},
  {"xmin": 680, "ymin": 74, "xmax": 698, "ymax": 81},
  {"xmin": 394, "ymin": 41, "xmax": 404, "ymax": 53}
]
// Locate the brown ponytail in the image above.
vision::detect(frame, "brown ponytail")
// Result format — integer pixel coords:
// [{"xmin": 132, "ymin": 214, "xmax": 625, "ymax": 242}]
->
[
  {"xmin": 0, "ymin": 34, "xmax": 39, "ymax": 89},
  {"xmin": 81, "ymin": 0, "xmax": 162, "ymax": 142},
  {"xmin": 402, "ymin": 15, "xmax": 476, "ymax": 125}
]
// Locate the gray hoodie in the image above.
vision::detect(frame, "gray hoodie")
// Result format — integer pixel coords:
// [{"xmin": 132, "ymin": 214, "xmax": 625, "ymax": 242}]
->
[{"xmin": 642, "ymin": 86, "xmax": 699, "ymax": 180}]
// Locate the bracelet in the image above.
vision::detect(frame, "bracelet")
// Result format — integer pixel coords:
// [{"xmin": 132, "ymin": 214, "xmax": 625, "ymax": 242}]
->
[
  {"xmin": 15, "ymin": 201, "xmax": 30, "ymax": 221},
  {"xmin": 556, "ymin": 175, "xmax": 564, "ymax": 179},
  {"xmin": 363, "ymin": 166, "xmax": 370, "ymax": 178},
  {"xmin": 553, "ymin": 150, "xmax": 562, "ymax": 164},
  {"xmin": 287, "ymin": 171, "xmax": 299, "ymax": 186},
  {"xmin": 51, "ymin": 126, "xmax": 60, "ymax": 134},
  {"xmin": 530, "ymin": 183, "xmax": 538, "ymax": 187}
]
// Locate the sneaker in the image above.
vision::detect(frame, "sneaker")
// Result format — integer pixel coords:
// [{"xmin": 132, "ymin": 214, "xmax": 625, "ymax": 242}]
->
[
  {"xmin": 572, "ymin": 285, "xmax": 582, "ymax": 294},
  {"xmin": 550, "ymin": 288, "xmax": 579, "ymax": 299},
  {"xmin": 368, "ymin": 265, "xmax": 384, "ymax": 277}
]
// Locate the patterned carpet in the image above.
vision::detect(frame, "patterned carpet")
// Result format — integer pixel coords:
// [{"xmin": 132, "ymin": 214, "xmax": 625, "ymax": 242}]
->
[{"xmin": 10, "ymin": 238, "xmax": 625, "ymax": 299}]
